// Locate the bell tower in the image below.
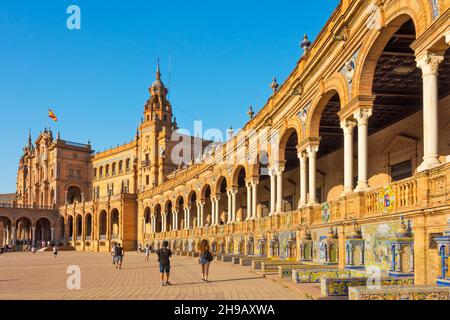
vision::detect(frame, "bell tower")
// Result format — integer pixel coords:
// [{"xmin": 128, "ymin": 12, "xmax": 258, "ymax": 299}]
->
[{"xmin": 139, "ymin": 61, "xmax": 177, "ymax": 190}]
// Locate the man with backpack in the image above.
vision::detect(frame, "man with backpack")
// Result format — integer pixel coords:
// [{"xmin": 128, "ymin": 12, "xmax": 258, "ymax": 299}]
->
[{"xmin": 157, "ymin": 241, "xmax": 172, "ymax": 286}]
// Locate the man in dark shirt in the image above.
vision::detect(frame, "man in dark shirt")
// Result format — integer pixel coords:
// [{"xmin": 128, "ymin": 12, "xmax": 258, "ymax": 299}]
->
[
  {"xmin": 114, "ymin": 243, "xmax": 125, "ymax": 270},
  {"xmin": 157, "ymin": 241, "xmax": 172, "ymax": 286}
]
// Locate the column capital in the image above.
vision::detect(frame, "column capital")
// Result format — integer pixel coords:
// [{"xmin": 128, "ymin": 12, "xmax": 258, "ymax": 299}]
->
[
  {"xmin": 246, "ymin": 177, "xmax": 259, "ymax": 186},
  {"xmin": 353, "ymin": 108, "xmax": 372, "ymax": 126},
  {"xmin": 338, "ymin": 95, "xmax": 375, "ymax": 120},
  {"xmin": 212, "ymin": 195, "xmax": 221, "ymax": 202},
  {"xmin": 269, "ymin": 161, "xmax": 285, "ymax": 174},
  {"xmin": 227, "ymin": 187, "xmax": 238, "ymax": 195},
  {"xmin": 340, "ymin": 119, "xmax": 357, "ymax": 134},
  {"xmin": 416, "ymin": 51, "xmax": 445, "ymax": 77},
  {"xmin": 306, "ymin": 145, "xmax": 319, "ymax": 156},
  {"xmin": 197, "ymin": 201, "xmax": 205, "ymax": 207}
]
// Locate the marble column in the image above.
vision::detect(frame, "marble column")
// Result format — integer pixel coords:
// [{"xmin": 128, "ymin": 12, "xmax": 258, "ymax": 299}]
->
[
  {"xmin": 231, "ymin": 189, "xmax": 237, "ymax": 222},
  {"xmin": 246, "ymin": 182, "xmax": 252, "ymax": 221},
  {"xmin": 172, "ymin": 209, "xmax": 178, "ymax": 231},
  {"xmin": 32, "ymin": 226, "xmax": 36, "ymax": 245},
  {"xmin": 269, "ymin": 168, "xmax": 276, "ymax": 216},
  {"xmin": 307, "ymin": 146, "xmax": 318, "ymax": 205},
  {"xmin": 354, "ymin": 109, "xmax": 372, "ymax": 192},
  {"xmin": 227, "ymin": 191, "xmax": 232, "ymax": 224},
  {"xmin": 198, "ymin": 202, "xmax": 205, "ymax": 227},
  {"xmin": 251, "ymin": 180, "xmax": 258, "ymax": 219},
  {"xmin": 341, "ymin": 119, "xmax": 357, "ymax": 196},
  {"xmin": 211, "ymin": 199, "xmax": 216, "ymax": 225},
  {"xmin": 162, "ymin": 213, "xmax": 167, "ymax": 232},
  {"xmin": 196, "ymin": 202, "xmax": 200, "ymax": 228},
  {"xmin": 299, "ymin": 151, "xmax": 307, "ymax": 208},
  {"xmin": 276, "ymin": 165, "xmax": 285, "ymax": 213},
  {"xmin": 187, "ymin": 206, "xmax": 192, "ymax": 230},
  {"xmin": 215, "ymin": 197, "xmax": 220, "ymax": 225},
  {"xmin": 416, "ymin": 52, "xmax": 444, "ymax": 172},
  {"xmin": 11, "ymin": 226, "xmax": 16, "ymax": 246}
]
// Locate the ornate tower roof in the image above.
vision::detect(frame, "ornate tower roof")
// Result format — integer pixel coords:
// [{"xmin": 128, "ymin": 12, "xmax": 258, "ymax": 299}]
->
[{"xmin": 149, "ymin": 59, "xmax": 168, "ymax": 98}]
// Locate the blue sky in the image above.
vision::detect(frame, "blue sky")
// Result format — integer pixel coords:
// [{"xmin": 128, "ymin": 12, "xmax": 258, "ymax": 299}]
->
[{"xmin": 0, "ymin": 0, "xmax": 339, "ymax": 193}]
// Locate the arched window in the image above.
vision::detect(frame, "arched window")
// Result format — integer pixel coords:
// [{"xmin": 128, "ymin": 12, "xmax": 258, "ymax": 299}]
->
[
  {"xmin": 118, "ymin": 161, "xmax": 123, "ymax": 173},
  {"xmin": 94, "ymin": 168, "xmax": 98, "ymax": 179},
  {"xmin": 105, "ymin": 165, "xmax": 110, "ymax": 177},
  {"xmin": 112, "ymin": 163, "xmax": 117, "ymax": 176},
  {"xmin": 67, "ymin": 186, "xmax": 82, "ymax": 204},
  {"xmin": 99, "ymin": 166, "xmax": 104, "ymax": 178},
  {"xmin": 125, "ymin": 159, "xmax": 131, "ymax": 172}
]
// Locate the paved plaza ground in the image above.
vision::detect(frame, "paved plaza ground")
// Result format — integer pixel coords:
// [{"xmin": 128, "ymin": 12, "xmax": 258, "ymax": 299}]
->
[{"xmin": 0, "ymin": 251, "xmax": 327, "ymax": 300}]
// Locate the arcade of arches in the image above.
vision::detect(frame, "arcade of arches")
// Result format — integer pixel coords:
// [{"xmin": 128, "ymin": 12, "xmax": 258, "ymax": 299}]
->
[
  {"xmin": 2, "ymin": 1, "xmax": 449, "ymax": 288},
  {"xmin": 138, "ymin": 3, "xmax": 450, "ymax": 287}
]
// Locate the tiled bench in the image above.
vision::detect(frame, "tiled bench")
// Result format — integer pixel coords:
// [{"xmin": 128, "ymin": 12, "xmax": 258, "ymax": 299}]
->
[
  {"xmin": 261, "ymin": 261, "xmax": 304, "ymax": 274},
  {"xmin": 278, "ymin": 264, "xmax": 335, "ymax": 278},
  {"xmin": 292, "ymin": 269, "xmax": 361, "ymax": 284},
  {"xmin": 349, "ymin": 285, "xmax": 450, "ymax": 300},
  {"xmin": 321, "ymin": 276, "xmax": 414, "ymax": 297},
  {"xmin": 240, "ymin": 256, "xmax": 267, "ymax": 267}
]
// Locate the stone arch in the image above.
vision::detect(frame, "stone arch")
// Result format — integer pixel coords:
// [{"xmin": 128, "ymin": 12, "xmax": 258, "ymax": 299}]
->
[
  {"xmin": 186, "ymin": 190, "xmax": 198, "ymax": 205},
  {"xmin": 231, "ymin": 165, "xmax": 249, "ymax": 186},
  {"xmin": 58, "ymin": 216, "xmax": 65, "ymax": 241},
  {"xmin": 99, "ymin": 210, "xmax": 107, "ymax": 237},
  {"xmin": 15, "ymin": 217, "xmax": 32, "ymax": 243},
  {"xmin": 35, "ymin": 217, "xmax": 52, "ymax": 243},
  {"xmin": 154, "ymin": 204, "xmax": 162, "ymax": 233},
  {"xmin": 110, "ymin": 208, "xmax": 120, "ymax": 238},
  {"xmin": 175, "ymin": 196, "xmax": 185, "ymax": 231},
  {"xmin": 164, "ymin": 200, "xmax": 173, "ymax": 231},
  {"xmin": 353, "ymin": 2, "xmax": 430, "ymax": 98},
  {"xmin": 175, "ymin": 195, "xmax": 184, "ymax": 211},
  {"xmin": 213, "ymin": 175, "xmax": 229, "ymax": 195},
  {"xmin": 143, "ymin": 207, "xmax": 151, "ymax": 234},
  {"xmin": 278, "ymin": 116, "xmax": 304, "ymax": 158},
  {"xmin": 200, "ymin": 184, "xmax": 212, "ymax": 201},
  {"xmin": 306, "ymin": 75, "xmax": 348, "ymax": 138},
  {"xmin": 278, "ymin": 126, "xmax": 302, "ymax": 163},
  {"xmin": 75, "ymin": 214, "xmax": 83, "ymax": 238},
  {"xmin": 85, "ymin": 213, "xmax": 92, "ymax": 239},
  {"xmin": 67, "ymin": 215, "xmax": 74, "ymax": 240},
  {"xmin": 66, "ymin": 185, "xmax": 82, "ymax": 204}
]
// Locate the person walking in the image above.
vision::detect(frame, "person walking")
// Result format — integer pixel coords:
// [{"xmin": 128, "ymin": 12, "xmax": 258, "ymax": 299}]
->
[
  {"xmin": 114, "ymin": 243, "xmax": 124, "ymax": 270},
  {"xmin": 53, "ymin": 246, "xmax": 59, "ymax": 259},
  {"xmin": 31, "ymin": 244, "xmax": 37, "ymax": 256},
  {"xmin": 111, "ymin": 243, "xmax": 117, "ymax": 266},
  {"xmin": 157, "ymin": 241, "xmax": 172, "ymax": 286},
  {"xmin": 144, "ymin": 244, "xmax": 151, "ymax": 262},
  {"xmin": 0, "ymin": 246, "xmax": 4, "ymax": 258},
  {"xmin": 199, "ymin": 239, "xmax": 214, "ymax": 283}
]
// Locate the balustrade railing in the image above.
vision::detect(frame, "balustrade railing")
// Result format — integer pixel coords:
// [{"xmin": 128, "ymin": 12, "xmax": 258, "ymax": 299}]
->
[{"xmin": 0, "ymin": 203, "xmax": 55, "ymax": 210}]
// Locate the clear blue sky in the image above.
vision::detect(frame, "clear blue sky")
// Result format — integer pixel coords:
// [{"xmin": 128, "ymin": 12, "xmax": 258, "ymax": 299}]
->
[{"xmin": 0, "ymin": 0, "xmax": 339, "ymax": 193}]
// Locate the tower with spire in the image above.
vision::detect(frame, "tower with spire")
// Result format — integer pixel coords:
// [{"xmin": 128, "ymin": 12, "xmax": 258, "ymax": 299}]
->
[{"xmin": 139, "ymin": 61, "xmax": 176, "ymax": 188}]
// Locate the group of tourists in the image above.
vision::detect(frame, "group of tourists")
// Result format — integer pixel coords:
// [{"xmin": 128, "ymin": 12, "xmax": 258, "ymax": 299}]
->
[
  {"xmin": 111, "ymin": 243, "xmax": 125, "ymax": 269},
  {"xmin": 155, "ymin": 239, "xmax": 214, "ymax": 286},
  {"xmin": 111, "ymin": 240, "xmax": 214, "ymax": 286},
  {"xmin": 0, "ymin": 244, "xmax": 59, "ymax": 258}
]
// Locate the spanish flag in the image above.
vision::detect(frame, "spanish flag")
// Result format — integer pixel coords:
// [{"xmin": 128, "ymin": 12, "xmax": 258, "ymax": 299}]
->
[{"xmin": 48, "ymin": 109, "xmax": 58, "ymax": 122}]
